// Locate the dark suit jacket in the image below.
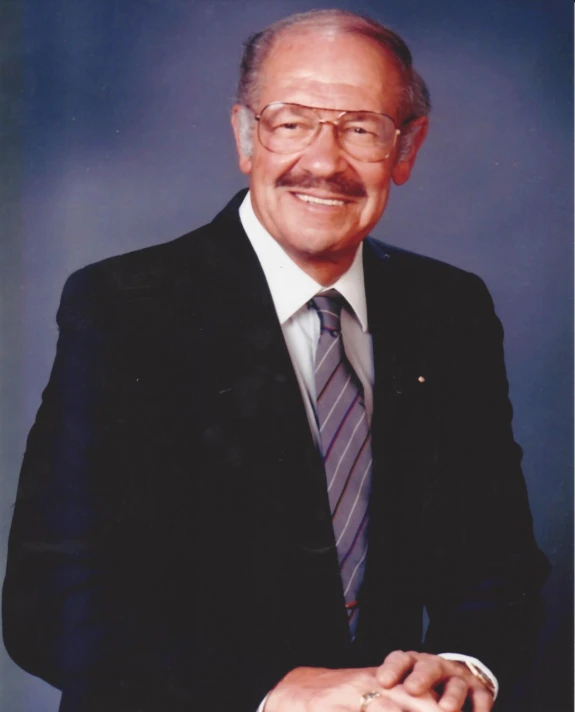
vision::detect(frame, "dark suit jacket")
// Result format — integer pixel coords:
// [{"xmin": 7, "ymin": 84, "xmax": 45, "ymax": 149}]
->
[{"xmin": 3, "ymin": 191, "xmax": 548, "ymax": 711}]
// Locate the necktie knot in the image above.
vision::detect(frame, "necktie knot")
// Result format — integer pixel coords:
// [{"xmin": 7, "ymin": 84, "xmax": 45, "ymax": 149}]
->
[{"xmin": 311, "ymin": 290, "xmax": 344, "ymax": 335}]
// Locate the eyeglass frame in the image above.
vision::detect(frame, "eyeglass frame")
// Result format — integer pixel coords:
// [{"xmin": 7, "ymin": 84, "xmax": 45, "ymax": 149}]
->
[{"xmin": 251, "ymin": 101, "xmax": 402, "ymax": 163}]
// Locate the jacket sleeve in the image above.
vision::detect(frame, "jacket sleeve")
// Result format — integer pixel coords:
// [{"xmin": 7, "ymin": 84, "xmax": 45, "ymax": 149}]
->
[
  {"xmin": 418, "ymin": 274, "xmax": 549, "ymax": 703},
  {"xmin": 3, "ymin": 266, "xmax": 218, "ymax": 712},
  {"xmin": 3, "ymin": 268, "xmax": 152, "ymax": 707}
]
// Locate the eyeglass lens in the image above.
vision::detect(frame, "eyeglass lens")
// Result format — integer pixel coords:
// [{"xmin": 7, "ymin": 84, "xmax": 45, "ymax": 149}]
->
[{"xmin": 257, "ymin": 103, "xmax": 398, "ymax": 161}]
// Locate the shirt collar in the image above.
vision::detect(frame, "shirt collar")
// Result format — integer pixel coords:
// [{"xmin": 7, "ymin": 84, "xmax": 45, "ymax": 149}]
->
[{"xmin": 239, "ymin": 191, "xmax": 369, "ymax": 332}]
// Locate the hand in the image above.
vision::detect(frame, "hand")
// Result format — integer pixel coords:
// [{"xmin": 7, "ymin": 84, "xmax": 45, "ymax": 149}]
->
[
  {"xmin": 377, "ymin": 651, "xmax": 494, "ymax": 712},
  {"xmin": 264, "ymin": 666, "xmax": 443, "ymax": 712}
]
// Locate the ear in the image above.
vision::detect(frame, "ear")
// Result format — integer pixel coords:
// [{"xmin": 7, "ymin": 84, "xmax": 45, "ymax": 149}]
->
[
  {"xmin": 231, "ymin": 104, "xmax": 253, "ymax": 175},
  {"xmin": 391, "ymin": 116, "xmax": 429, "ymax": 186}
]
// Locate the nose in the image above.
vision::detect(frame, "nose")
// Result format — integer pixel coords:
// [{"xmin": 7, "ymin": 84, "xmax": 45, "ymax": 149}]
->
[{"xmin": 296, "ymin": 122, "xmax": 349, "ymax": 177}]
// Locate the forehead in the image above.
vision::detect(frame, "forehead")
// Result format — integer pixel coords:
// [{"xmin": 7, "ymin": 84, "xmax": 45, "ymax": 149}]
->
[{"xmin": 257, "ymin": 30, "xmax": 404, "ymax": 119}]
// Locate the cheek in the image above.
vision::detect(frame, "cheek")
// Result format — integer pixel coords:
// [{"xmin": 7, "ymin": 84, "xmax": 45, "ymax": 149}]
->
[
  {"xmin": 365, "ymin": 172, "xmax": 392, "ymax": 202},
  {"xmin": 359, "ymin": 179, "xmax": 391, "ymax": 223},
  {"xmin": 252, "ymin": 150, "xmax": 295, "ymax": 184}
]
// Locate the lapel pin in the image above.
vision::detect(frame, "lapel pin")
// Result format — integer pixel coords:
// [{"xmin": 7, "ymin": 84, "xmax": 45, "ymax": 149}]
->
[{"xmin": 418, "ymin": 376, "xmax": 426, "ymax": 383}]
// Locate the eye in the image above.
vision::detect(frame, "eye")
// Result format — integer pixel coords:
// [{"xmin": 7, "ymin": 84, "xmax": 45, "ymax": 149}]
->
[
  {"xmin": 271, "ymin": 119, "xmax": 313, "ymax": 136},
  {"xmin": 343, "ymin": 125, "xmax": 378, "ymax": 141}
]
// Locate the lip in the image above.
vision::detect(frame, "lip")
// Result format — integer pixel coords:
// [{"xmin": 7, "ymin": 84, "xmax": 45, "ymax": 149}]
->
[{"xmin": 289, "ymin": 190, "xmax": 353, "ymax": 206}]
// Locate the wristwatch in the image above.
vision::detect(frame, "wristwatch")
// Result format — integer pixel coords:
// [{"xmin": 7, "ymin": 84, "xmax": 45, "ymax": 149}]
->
[
  {"xmin": 456, "ymin": 659, "xmax": 497, "ymax": 697},
  {"xmin": 439, "ymin": 653, "xmax": 498, "ymax": 700}
]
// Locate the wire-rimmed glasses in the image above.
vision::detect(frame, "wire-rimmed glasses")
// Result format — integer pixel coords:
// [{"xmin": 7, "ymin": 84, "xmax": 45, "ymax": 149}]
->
[{"xmin": 253, "ymin": 102, "xmax": 401, "ymax": 162}]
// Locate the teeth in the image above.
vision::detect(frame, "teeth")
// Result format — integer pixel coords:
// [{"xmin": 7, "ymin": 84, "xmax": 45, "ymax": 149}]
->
[{"xmin": 295, "ymin": 193, "xmax": 345, "ymax": 206}]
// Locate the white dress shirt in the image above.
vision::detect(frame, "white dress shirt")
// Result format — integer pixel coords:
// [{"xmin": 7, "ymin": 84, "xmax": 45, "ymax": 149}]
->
[
  {"xmin": 239, "ymin": 192, "xmax": 373, "ymax": 443},
  {"xmin": 239, "ymin": 192, "xmax": 498, "ymax": 706}
]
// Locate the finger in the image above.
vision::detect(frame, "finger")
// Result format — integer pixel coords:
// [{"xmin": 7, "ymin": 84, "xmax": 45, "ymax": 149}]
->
[
  {"xmin": 378, "ymin": 684, "xmax": 443, "ymax": 712},
  {"xmin": 438, "ymin": 676, "xmax": 469, "ymax": 711},
  {"xmin": 469, "ymin": 685, "xmax": 495, "ymax": 712},
  {"xmin": 372, "ymin": 690, "xmax": 421, "ymax": 712},
  {"xmin": 358, "ymin": 691, "xmax": 401, "ymax": 712},
  {"xmin": 373, "ymin": 698, "xmax": 403, "ymax": 712},
  {"xmin": 402, "ymin": 656, "xmax": 445, "ymax": 695},
  {"xmin": 377, "ymin": 650, "xmax": 416, "ymax": 688}
]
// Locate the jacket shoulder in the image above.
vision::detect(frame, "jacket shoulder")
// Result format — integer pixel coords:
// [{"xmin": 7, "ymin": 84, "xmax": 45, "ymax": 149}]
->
[
  {"xmin": 365, "ymin": 238, "xmax": 493, "ymax": 313},
  {"xmin": 62, "ymin": 190, "xmax": 248, "ymax": 298},
  {"xmin": 64, "ymin": 223, "xmax": 211, "ymax": 295},
  {"xmin": 54, "ymin": 221, "xmax": 230, "ymax": 336},
  {"xmin": 367, "ymin": 238, "xmax": 483, "ymax": 283}
]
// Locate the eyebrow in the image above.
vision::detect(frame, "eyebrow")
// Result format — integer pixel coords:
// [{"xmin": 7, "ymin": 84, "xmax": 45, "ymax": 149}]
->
[{"xmin": 267, "ymin": 102, "xmax": 391, "ymax": 118}]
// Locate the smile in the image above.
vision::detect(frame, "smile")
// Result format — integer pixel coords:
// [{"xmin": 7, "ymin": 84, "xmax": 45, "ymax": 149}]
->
[{"xmin": 294, "ymin": 193, "xmax": 347, "ymax": 207}]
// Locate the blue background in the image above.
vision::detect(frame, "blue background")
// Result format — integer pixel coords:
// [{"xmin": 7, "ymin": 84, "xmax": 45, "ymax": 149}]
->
[{"xmin": 0, "ymin": 0, "xmax": 572, "ymax": 709}]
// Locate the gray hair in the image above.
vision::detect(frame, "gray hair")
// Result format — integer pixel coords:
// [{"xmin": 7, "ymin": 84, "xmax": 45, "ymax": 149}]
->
[{"xmin": 236, "ymin": 9, "xmax": 430, "ymax": 159}]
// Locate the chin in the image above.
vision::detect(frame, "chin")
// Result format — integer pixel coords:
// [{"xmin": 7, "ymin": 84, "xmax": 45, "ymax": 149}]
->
[
  {"xmin": 287, "ymin": 231, "xmax": 344, "ymax": 254},
  {"xmin": 299, "ymin": 237, "xmax": 360, "ymax": 264}
]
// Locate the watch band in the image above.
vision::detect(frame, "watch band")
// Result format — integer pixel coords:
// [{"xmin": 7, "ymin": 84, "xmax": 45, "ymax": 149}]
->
[
  {"xmin": 461, "ymin": 660, "xmax": 497, "ymax": 697},
  {"xmin": 439, "ymin": 653, "xmax": 498, "ymax": 700}
]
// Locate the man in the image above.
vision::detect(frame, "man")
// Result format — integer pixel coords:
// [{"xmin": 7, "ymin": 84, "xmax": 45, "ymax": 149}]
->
[{"xmin": 3, "ymin": 9, "xmax": 548, "ymax": 712}]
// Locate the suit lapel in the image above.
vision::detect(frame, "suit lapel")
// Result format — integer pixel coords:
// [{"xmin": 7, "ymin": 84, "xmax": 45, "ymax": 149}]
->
[
  {"xmin": 182, "ymin": 196, "xmax": 351, "ymax": 657},
  {"xmin": 353, "ymin": 239, "xmax": 435, "ymax": 659},
  {"xmin": 360, "ymin": 239, "xmax": 407, "ymax": 603},
  {"xmin": 363, "ymin": 237, "xmax": 440, "ymax": 532},
  {"xmin": 195, "ymin": 195, "xmax": 330, "ymax": 527}
]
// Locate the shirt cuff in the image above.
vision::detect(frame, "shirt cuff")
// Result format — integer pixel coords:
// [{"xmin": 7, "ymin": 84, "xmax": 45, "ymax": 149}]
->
[
  {"xmin": 256, "ymin": 693, "xmax": 270, "ymax": 712},
  {"xmin": 439, "ymin": 653, "xmax": 499, "ymax": 700}
]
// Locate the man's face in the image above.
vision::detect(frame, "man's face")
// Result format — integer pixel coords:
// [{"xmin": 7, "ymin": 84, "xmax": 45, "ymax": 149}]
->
[{"xmin": 232, "ymin": 31, "xmax": 427, "ymax": 272}]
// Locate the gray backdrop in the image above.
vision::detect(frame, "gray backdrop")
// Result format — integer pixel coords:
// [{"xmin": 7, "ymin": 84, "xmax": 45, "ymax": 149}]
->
[{"xmin": 1, "ymin": 0, "xmax": 572, "ymax": 710}]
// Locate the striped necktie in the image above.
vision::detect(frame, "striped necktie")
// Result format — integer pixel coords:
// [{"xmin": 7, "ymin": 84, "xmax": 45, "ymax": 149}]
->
[{"xmin": 311, "ymin": 290, "xmax": 372, "ymax": 633}]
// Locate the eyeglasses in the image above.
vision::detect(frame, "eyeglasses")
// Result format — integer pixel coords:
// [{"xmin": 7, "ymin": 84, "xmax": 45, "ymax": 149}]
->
[{"xmin": 253, "ymin": 102, "xmax": 401, "ymax": 162}]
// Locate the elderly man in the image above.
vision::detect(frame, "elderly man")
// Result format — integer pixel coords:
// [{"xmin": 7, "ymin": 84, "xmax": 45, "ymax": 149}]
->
[{"xmin": 3, "ymin": 9, "xmax": 548, "ymax": 712}]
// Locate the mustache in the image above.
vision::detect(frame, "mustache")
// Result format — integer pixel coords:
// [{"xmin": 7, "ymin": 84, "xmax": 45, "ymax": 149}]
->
[{"xmin": 276, "ymin": 171, "xmax": 367, "ymax": 198}]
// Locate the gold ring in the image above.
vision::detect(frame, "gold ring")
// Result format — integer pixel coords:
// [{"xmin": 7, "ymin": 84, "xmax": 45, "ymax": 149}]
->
[{"xmin": 360, "ymin": 690, "xmax": 382, "ymax": 712}]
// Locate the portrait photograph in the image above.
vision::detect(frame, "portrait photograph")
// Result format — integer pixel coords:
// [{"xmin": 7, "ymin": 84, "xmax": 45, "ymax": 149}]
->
[{"xmin": 0, "ymin": 1, "xmax": 572, "ymax": 711}]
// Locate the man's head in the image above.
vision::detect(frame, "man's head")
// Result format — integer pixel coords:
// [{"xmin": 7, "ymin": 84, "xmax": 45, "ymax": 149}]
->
[{"xmin": 231, "ymin": 10, "xmax": 430, "ymax": 282}]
